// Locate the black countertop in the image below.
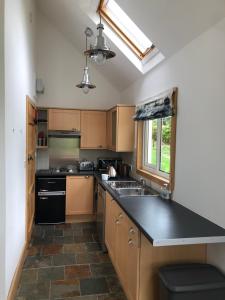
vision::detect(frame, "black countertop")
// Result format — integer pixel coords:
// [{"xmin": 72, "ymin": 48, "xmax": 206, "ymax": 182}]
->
[
  {"xmin": 36, "ymin": 169, "xmax": 95, "ymax": 177},
  {"xmin": 36, "ymin": 169, "xmax": 225, "ymax": 247},
  {"xmin": 99, "ymin": 180, "xmax": 225, "ymax": 247}
]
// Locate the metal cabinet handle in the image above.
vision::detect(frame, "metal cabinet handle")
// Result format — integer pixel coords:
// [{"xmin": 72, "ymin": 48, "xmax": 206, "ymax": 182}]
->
[
  {"xmin": 40, "ymin": 197, "xmax": 48, "ymax": 200},
  {"xmin": 85, "ymin": 176, "xmax": 89, "ymax": 179},
  {"xmin": 115, "ymin": 220, "xmax": 119, "ymax": 224},
  {"xmin": 128, "ymin": 239, "xmax": 133, "ymax": 245},
  {"xmin": 129, "ymin": 227, "xmax": 135, "ymax": 234},
  {"xmin": 40, "ymin": 189, "xmax": 48, "ymax": 192},
  {"xmin": 118, "ymin": 213, "xmax": 123, "ymax": 219}
]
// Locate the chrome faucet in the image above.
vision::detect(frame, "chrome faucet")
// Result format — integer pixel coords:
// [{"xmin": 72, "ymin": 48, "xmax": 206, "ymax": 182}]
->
[{"xmin": 140, "ymin": 178, "xmax": 146, "ymax": 187}]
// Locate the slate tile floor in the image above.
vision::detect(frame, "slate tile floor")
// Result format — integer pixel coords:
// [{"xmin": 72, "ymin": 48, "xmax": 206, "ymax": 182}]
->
[{"xmin": 16, "ymin": 222, "xmax": 127, "ymax": 300}]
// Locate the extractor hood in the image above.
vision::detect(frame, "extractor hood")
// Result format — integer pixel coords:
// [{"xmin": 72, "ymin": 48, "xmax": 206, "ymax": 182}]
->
[{"xmin": 48, "ymin": 130, "xmax": 81, "ymax": 138}]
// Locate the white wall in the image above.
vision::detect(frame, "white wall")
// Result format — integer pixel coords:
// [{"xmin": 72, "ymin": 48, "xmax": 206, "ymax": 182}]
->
[
  {"xmin": 121, "ymin": 18, "xmax": 225, "ymax": 271},
  {"xmin": 4, "ymin": 0, "xmax": 36, "ymax": 297},
  {"xmin": 0, "ymin": 0, "xmax": 5, "ymax": 298},
  {"xmin": 36, "ymin": 11, "xmax": 120, "ymax": 109}
]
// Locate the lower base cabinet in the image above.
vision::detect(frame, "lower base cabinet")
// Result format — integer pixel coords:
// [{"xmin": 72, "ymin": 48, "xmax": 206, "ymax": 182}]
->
[
  {"xmin": 66, "ymin": 176, "xmax": 93, "ymax": 215},
  {"xmin": 105, "ymin": 191, "xmax": 207, "ymax": 300},
  {"xmin": 105, "ymin": 192, "xmax": 119, "ymax": 262},
  {"xmin": 105, "ymin": 192, "xmax": 140, "ymax": 300}
]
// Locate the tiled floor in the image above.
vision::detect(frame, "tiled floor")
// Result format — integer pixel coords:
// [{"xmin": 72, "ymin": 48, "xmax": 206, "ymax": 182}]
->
[{"xmin": 16, "ymin": 222, "xmax": 127, "ymax": 300}]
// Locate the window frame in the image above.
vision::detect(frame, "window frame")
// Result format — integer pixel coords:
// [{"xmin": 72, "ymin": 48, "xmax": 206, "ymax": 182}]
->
[
  {"xmin": 98, "ymin": 0, "xmax": 155, "ymax": 60},
  {"xmin": 136, "ymin": 89, "xmax": 177, "ymax": 191}
]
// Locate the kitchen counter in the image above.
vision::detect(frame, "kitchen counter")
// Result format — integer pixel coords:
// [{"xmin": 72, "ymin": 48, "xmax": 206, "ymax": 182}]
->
[
  {"xmin": 36, "ymin": 169, "xmax": 132, "ymax": 180},
  {"xmin": 99, "ymin": 180, "xmax": 225, "ymax": 247},
  {"xmin": 36, "ymin": 170, "xmax": 225, "ymax": 247},
  {"xmin": 36, "ymin": 169, "xmax": 95, "ymax": 177}
]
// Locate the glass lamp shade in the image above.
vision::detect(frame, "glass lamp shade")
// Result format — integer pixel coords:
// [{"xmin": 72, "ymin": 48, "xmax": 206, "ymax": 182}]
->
[
  {"xmin": 82, "ymin": 86, "xmax": 90, "ymax": 94},
  {"xmin": 84, "ymin": 23, "xmax": 116, "ymax": 64},
  {"xmin": 76, "ymin": 67, "xmax": 96, "ymax": 93},
  {"xmin": 93, "ymin": 52, "xmax": 106, "ymax": 65}
]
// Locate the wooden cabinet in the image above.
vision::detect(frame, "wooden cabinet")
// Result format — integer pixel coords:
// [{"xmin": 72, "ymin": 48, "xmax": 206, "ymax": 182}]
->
[
  {"xmin": 106, "ymin": 110, "xmax": 112, "ymax": 149},
  {"xmin": 48, "ymin": 109, "xmax": 81, "ymax": 131},
  {"xmin": 107, "ymin": 105, "xmax": 135, "ymax": 152},
  {"xmin": 105, "ymin": 191, "xmax": 206, "ymax": 300},
  {"xmin": 105, "ymin": 192, "xmax": 140, "ymax": 300},
  {"xmin": 125, "ymin": 218, "xmax": 140, "ymax": 300},
  {"xmin": 66, "ymin": 176, "xmax": 93, "ymax": 215},
  {"xmin": 115, "ymin": 209, "xmax": 130, "ymax": 288},
  {"xmin": 80, "ymin": 110, "xmax": 107, "ymax": 149},
  {"xmin": 46, "ymin": 106, "xmax": 135, "ymax": 151},
  {"xmin": 105, "ymin": 192, "xmax": 120, "ymax": 262},
  {"xmin": 115, "ymin": 207, "xmax": 140, "ymax": 300}
]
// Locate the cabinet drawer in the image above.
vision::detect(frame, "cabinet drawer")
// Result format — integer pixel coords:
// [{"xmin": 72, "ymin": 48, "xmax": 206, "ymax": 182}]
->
[{"xmin": 37, "ymin": 177, "xmax": 66, "ymax": 192}]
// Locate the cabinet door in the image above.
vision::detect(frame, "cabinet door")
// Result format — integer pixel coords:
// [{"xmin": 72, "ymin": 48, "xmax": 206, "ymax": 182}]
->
[
  {"xmin": 105, "ymin": 196, "xmax": 140, "ymax": 300},
  {"xmin": 106, "ymin": 110, "xmax": 112, "ymax": 149},
  {"xmin": 66, "ymin": 176, "xmax": 93, "ymax": 215},
  {"xmin": 105, "ymin": 192, "xmax": 118, "ymax": 262},
  {"xmin": 111, "ymin": 108, "xmax": 117, "ymax": 151},
  {"xmin": 117, "ymin": 106, "xmax": 135, "ymax": 152},
  {"xmin": 115, "ymin": 209, "xmax": 128, "ymax": 288},
  {"xmin": 81, "ymin": 111, "xmax": 107, "ymax": 149},
  {"xmin": 48, "ymin": 109, "xmax": 81, "ymax": 131},
  {"xmin": 125, "ymin": 218, "xmax": 140, "ymax": 300}
]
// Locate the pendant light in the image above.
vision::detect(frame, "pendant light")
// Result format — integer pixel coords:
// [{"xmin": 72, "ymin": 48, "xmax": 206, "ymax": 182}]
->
[
  {"xmin": 84, "ymin": 15, "xmax": 116, "ymax": 65},
  {"xmin": 76, "ymin": 28, "xmax": 96, "ymax": 94}
]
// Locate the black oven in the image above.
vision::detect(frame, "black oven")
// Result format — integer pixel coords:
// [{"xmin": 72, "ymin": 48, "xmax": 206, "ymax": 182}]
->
[{"xmin": 35, "ymin": 177, "xmax": 66, "ymax": 224}]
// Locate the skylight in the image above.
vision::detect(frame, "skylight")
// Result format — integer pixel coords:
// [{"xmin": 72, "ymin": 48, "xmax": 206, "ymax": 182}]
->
[{"xmin": 98, "ymin": 0, "xmax": 155, "ymax": 60}]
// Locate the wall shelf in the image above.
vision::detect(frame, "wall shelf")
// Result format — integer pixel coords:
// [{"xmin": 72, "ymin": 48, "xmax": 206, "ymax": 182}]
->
[{"xmin": 37, "ymin": 108, "xmax": 48, "ymax": 148}]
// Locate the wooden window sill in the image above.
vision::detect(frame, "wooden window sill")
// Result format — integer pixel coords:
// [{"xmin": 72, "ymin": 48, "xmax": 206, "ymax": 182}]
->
[{"xmin": 136, "ymin": 168, "xmax": 169, "ymax": 188}]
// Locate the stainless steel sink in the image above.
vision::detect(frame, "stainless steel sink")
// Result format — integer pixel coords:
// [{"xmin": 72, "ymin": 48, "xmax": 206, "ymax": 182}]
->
[
  {"xmin": 106, "ymin": 181, "xmax": 159, "ymax": 197},
  {"xmin": 106, "ymin": 181, "xmax": 140, "ymax": 189}
]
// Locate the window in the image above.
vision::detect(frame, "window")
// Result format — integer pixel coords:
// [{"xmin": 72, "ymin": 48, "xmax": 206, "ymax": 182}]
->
[
  {"xmin": 136, "ymin": 89, "xmax": 177, "ymax": 190},
  {"xmin": 143, "ymin": 117, "xmax": 171, "ymax": 178},
  {"xmin": 98, "ymin": 0, "xmax": 155, "ymax": 60}
]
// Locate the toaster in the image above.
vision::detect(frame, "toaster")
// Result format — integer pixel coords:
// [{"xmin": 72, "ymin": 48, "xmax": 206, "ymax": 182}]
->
[{"xmin": 78, "ymin": 161, "xmax": 94, "ymax": 171}]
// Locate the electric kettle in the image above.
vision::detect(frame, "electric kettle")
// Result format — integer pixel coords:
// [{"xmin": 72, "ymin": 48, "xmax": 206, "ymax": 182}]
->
[{"xmin": 108, "ymin": 165, "xmax": 117, "ymax": 178}]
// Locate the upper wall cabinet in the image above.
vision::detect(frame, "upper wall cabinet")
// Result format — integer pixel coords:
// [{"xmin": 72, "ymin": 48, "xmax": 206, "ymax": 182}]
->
[
  {"xmin": 48, "ymin": 109, "xmax": 81, "ymax": 131},
  {"xmin": 107, "ymin": 105, "xmax": 135, "ymax": 152},
  {"xmin": 80, "ymin": 110, "xmax": 107, "ymax": 149}
]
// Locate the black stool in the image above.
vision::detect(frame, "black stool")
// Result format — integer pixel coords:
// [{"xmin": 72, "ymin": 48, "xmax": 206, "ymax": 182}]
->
[{"xmin": 159, "ymin": 263, "xmax": 225, "ymax": 300}]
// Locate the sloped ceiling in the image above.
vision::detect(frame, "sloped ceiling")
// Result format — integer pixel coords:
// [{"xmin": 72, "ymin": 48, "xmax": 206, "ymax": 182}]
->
[{"xmin": 36, "ymin": 0, "xmax": 225, "ymax": 91}]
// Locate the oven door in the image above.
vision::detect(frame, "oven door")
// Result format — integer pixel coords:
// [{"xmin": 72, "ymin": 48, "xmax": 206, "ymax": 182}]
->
[{"xmin": 35, "ymin": 192, "xmax": 65, "ymax": 224}]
